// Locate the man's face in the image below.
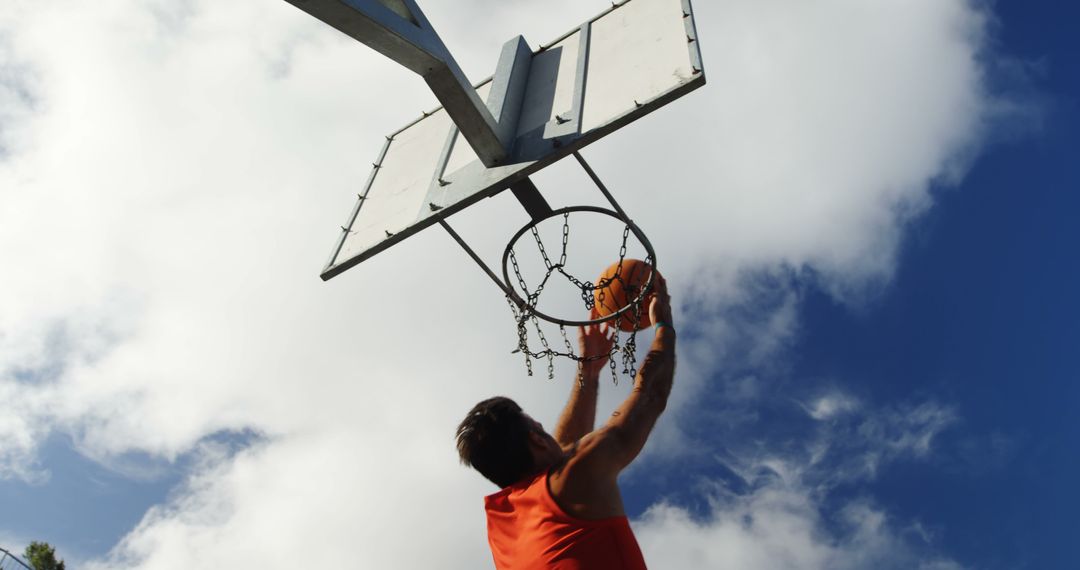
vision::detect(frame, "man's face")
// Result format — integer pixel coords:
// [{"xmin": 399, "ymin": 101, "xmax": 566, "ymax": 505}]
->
[{"xmin": 525, "ymin": 415, "xmax": 563, "ymax": 463}]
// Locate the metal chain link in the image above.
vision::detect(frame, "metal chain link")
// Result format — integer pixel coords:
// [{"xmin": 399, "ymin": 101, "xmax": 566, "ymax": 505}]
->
[
  {"xmin": 559, "ymin": 213, "xmax": 570, "ymax": 267},
  {"xmin": 506, "ymin": 216, "xmax": 651, "ymax": 384},
  {"xmin": 531, "ymin": 226, "xmax": 555, "ymax": 270}
]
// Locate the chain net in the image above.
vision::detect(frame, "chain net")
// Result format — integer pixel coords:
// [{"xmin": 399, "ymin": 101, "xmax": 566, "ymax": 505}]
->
[{"xmin": 506, "ymin": 212, "xmax": 654, "ymax": 384}]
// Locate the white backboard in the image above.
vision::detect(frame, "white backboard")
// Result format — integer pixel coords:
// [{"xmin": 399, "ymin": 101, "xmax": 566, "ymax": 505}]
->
[{"xmin": 322, "ymin": 0, "xmax": 705, "ymax": 280}]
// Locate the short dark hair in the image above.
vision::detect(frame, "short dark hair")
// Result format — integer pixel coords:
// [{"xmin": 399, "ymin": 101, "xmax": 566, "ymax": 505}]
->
[{"xmin": 456, "ymin": 396, "xmax": 535, "ymax": 488}]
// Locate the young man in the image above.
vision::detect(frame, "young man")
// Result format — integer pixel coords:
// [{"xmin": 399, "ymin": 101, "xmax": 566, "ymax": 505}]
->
[{"xmin": 456, "ymin": 275, "xmax": 675, "ymax": 569}]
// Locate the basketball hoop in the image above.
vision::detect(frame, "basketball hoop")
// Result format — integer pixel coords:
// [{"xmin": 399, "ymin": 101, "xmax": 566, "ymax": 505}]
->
[
  {"xmin": 436, "ymin": 152, "xmax": 660, "ymax": 382},
  {"xmin": 292, "ymin": 0, "xmax": 706, "ymax": 380},
  {"xmin": 502, "ymin": 206, "xmax": 657, "ymax": 328},
  {"xmin": 502, "ymin": 205, "xmax": 657, "ymax": 382}
]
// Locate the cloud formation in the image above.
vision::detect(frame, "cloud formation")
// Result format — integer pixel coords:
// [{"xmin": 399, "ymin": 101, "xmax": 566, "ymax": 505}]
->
[
  {"xmin": 637, "ymin": 488, "xmax": 963, "ymax": 570},
  {"xmin": 0, "ymin": 0, "xmax": 1017, "ymax": 566},
  {"xmin": 632, "ymin": 389, "xmax": 961, "ymax": 569}
]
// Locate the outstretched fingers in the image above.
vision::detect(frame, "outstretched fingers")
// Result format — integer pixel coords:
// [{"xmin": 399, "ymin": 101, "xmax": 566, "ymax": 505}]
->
[
  {"xmin": 579, "ymin": 307, "xmax": 615, "ymax": 366},
  {"xmin": 649, "ymin": 274, "xmax": 673, "ymax": 327}
]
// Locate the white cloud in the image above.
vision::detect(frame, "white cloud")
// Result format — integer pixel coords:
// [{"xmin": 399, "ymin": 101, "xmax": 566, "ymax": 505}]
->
[
  {"xmin": 804, "ymin": 398, "xmax": 958, "ymax": 484},
  {"xmin": 804, "ymin": 393, "xmax": 861, "ymax": 421},
  {"xmin": 634, "ymin": 395, "xmax": 962, "ymax": 569},
  {"xmin": 636, "ymin": 488, "xmax": 964, "ymax": 570},
  {"xmin": 0, "ymin": 380, "xmax": 49, "ymax": 482},
  {"xmin": 84, "ymin": 430, "xmax": 497, "ymax": 569},
  {"xmin": 0, "ymin": 0, "xmax": 1020, "ymax": 567}
]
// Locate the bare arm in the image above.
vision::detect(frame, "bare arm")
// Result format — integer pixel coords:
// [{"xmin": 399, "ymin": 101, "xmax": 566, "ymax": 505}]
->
[
  {"xmin": 603, "ymin": 322, "xmax": 675, "ymax": 469},
  {"xmin": 553, "ymin": 313, "xmax": 613, "ymax": 448},
  {"xmin": 579, "ymin": 275, "xmax": 676, "ymax": 473},
  {"xmin": 553, "ymin": 368, "xmax": 599, "ymax": 448},
  {"xmin": 548, "ymin": 277, "xmax": 675, "ymax": 519}
]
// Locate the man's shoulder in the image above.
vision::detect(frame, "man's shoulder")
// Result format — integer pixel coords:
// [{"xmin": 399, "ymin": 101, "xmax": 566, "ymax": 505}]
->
[
  {"xmin": 549, "ymin": 428, "xmax": 626, "ymax": 519},
  {"xmin": 566, "ymin": 426, "xmax": 626, "ymax": 467},
  {"xmin": 553, "ymin": 429, "xmax": 599, "ymax": 471}
]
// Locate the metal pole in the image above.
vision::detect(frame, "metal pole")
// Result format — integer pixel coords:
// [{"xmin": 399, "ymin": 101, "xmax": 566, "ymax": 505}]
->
[
  {"xmin": 572, "ymin": 151, "xmax": 632, "ymax": 222},
  {"xmin": 0, "ymin": 547, "xmax": 31, "ymax": 570},
  {"xmin": 510, "ymin": 178, "xmax": 554, "ymax": 222},
  {"xmin": 439, "ymin": 220, "xmax": 515, "ymax": 297}
]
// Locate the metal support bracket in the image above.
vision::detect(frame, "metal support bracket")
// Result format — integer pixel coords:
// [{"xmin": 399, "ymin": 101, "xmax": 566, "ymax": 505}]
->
[
  {"xmin": 284, "ymin": 0, "xmax": 511, "ymax": 166},
  {"xmin": 438, "ymin": 150, "xmax": 653, "ymax": 328},
  {"xmin": 509, "ymin": 178, "xmax": 554, "ymax": 222},
  {"xmin": 487, "ymin": 36, "xmax": 533, "ymax": 151},
  {"xmin": 439, "ymin": 220, "xmax": 514, "ymax": 298},
  {"xmin": 573, "ymin": 151, "xmax": 632, "ymax": 222}
]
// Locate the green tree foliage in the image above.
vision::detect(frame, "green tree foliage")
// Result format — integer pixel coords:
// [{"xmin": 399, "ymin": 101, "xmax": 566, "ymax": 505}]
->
[{"xmin": 23, "ymin": 542, "xmax": 65, "ymax": 570}]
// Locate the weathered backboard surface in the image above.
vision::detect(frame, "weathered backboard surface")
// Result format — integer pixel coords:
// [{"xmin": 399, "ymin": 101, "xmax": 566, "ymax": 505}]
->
[{"xmin": 322, "ymin": 0, "xmax": 704, "ymax": 280}]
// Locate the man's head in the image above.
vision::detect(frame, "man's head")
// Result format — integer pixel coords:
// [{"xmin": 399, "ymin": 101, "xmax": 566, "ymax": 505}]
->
[{"xmin": 456, "ymin": 396, "xmax": 563, "ymax": 488}]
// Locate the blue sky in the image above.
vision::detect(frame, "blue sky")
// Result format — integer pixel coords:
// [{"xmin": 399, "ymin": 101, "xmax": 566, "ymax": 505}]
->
[
  {"xmin": 802, "ymin": 2, "xmax": 1080, "ymax": 563},
  {"xmin": 797, "ymin": 106, "xmax": 1079, "ymax": 568},
  {"xmin": 1, "ymin": 0, "xmax": 1078, "ymax": 568},
  {"xmin": 633, "ymin": 2, "xmax": 1080, "ymax": 566}
]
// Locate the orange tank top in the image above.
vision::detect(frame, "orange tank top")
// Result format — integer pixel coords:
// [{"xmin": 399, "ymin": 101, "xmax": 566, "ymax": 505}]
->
[{"xmin": 484, "ymin": 470, "xmax": 647, "ymax": 570}]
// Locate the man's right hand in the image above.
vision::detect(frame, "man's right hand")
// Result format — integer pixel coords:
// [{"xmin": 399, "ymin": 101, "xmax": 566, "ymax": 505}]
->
[
  {"xmin": 649, "ymin": 273, "xmax": 673, "ymax": 329},
  {"xmin": 551, "ymin": 273, "xmax": 678, "ymax": 519}
]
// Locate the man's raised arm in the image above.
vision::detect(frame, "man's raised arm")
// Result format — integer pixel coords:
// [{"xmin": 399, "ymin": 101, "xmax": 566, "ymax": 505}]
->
[
  {"xmin": 553, "ymin": 312, "xmax": 614, "ymax": 448},
  {"xmin": 584, "ymin": 275, "xmax": 676, "ymax": 473}
]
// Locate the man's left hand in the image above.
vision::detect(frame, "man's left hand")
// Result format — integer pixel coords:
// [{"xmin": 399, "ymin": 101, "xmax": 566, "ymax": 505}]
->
[{"xmin": 578, "ymin": 307, "xmax": 615, "ymax": 379}]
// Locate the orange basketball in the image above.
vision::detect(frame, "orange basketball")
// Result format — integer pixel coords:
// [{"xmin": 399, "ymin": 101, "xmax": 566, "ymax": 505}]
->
[{"xmin": 593, "ymin": 259, "xmax": 660, "ymax": 332}]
